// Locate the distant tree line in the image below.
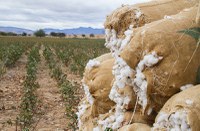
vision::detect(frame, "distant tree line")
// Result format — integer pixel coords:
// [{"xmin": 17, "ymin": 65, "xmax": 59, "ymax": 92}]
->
[
  {"xmin": 50, "ymin": 32, "xmax": 65, "ymax": 37},
  {"xmin": 0, "ymin": 29, "xmax": 97, "ymax": 38},
  {"xmin": 0, "ymin": 32, "xmax": 17, "ymax": 36},
  {"xmin": 34, "ymin": 29, "xmax": 66, "ymax": 38},
  {"xmin": 81, "ymin": 34, "xmax": 95, "ymax": 38},
  {"xmin": 0, "ymin": 31, "xmax": 32, "ymax": 36}
]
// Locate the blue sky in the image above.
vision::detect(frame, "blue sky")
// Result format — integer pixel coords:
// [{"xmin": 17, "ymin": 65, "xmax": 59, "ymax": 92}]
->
[{"xmin": 0, "ymin": 0, "xmax": 149, "ymax": 30}]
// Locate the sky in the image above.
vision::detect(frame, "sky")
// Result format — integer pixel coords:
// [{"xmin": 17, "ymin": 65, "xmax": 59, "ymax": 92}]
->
[{"xmin": 0, "ymin": 0, "xmax": 149, "ymax": 30}]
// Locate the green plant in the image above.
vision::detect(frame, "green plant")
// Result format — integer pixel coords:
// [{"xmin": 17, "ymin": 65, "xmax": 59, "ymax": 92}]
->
[
  {"xmin": 197, "ymin": 67, "xmax": 200, "ymax": 84},
  {"xmin": 43, "ymin": 46, "xmax": 79, "ymax": 130},
  {"xmin": 0, "ymin": 61, "xmax": 6, "ymax": 77},
  {"xmin": 178, "ymin": 27, "xmax": 200, "ymax": 74},
  {"xmin": 34, "ymin": 29, "xmax": 45, "ymax": 37},
  {"xmin": 19, "ymin": 45, "xmax": 40, "ymax": 130},
  {"xmin": 105, "ymin": 127, "xmax": 113, "ymax": 131},
  {"xmin": 6, "ymin": 119, "xmax": 13, "ymax": 125},
  {"xmin": 1, "ymin": 44, "xmax": 24, "ymax": 67},
  {"xmin": 178, "ymin": 27, "xmax": 200, "ymax": 41},
  {"xmin": 0, "ymin": 36, "xmax": 109, "ymax": 130},
  {"xmin": 0, "ymin": 40, "xmax": 34, "ymax": 76},
  {"xmin": 51, "ymin": 38, "xmax": 108, "ymax": 76}
]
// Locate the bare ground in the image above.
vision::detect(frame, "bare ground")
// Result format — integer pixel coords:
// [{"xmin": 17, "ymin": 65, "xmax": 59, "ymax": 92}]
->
[
  {"xmin": 0, "ymin": 54, "xmax": 27, "ymax": 131},
  {"xmin": 0, "ymin": 48, "xmax": 83, "ymax": 131},
  {"xmin": 33, "ymin": 49, "xmax": 68, "ymax": 131}
]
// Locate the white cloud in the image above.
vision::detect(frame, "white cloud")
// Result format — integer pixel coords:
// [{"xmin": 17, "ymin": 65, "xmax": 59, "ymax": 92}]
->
[{"xmin": 0, "ymin": 0, "xmax": 149, "ymax": 30}]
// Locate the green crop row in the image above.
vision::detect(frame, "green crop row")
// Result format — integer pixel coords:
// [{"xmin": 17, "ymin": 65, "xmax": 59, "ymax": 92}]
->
[
  {"xmin": 0, "ymin": 37, "xmax": 108, "ymax": 77},
  {"xmin": 18, "ymin": 45, "xmax": 40, "ymax": 131},
  {"xmin": 43, "ymin": 46, "xmax": 79, "ymax": 130},
  {"xmin": 1, "ymin": 44, "xmax": 24, "ymax": 66},
  {"xmin": 0, "ymin": 44, "xmax": 24, "ymax": 77},
  {"xmin": 0, "ymin": 42, "xmax": 34, "ymax": 77},
  {"xmin": 52, "ymin": 40, "xmax": 108, "ymax": 76}
]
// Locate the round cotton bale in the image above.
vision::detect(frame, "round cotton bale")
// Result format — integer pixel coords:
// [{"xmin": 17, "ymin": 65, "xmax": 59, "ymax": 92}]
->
[
  {"xmin": 94, "ymin": 53, "xmax": 113, "ymax": 63},
  {"xmin": 119, "ymin": 123, "xmax": 151, "ymax": 131},
  {"xmin": 153, "ymin": 85, "xmax": 200, "ymax": 131},
  {"xmin": 92, "ymin": 105, "xmax": 156, "ymax": 130},
  {"xmin": 83, "ymin": 58, "xmax": 115, "ymax": 116},
  {"xmin": 104, "ymin": 0, "xmax": 198, "ymax": 38},
  {"xmin": 121, "ymin": 6, "xmax": 200, "ymax": 113}
]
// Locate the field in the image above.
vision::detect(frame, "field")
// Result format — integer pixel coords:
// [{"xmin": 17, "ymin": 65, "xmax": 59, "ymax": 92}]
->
[{"xmin": 0, "ymin": 36, "xmax": 109, "ymax": 130}]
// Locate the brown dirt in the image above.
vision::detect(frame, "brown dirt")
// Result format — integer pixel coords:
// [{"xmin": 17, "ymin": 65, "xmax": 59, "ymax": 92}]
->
[
  {"xmin": 0, "ymin": 47, "xmax": 83, "ymax": 131},
  {"xmin": 33, "ymin": 49, "xmax": 68, "ymax": 131},
  {"xmin": 0, "ymin": 53, "xmax": 27, "ymax": 131}
]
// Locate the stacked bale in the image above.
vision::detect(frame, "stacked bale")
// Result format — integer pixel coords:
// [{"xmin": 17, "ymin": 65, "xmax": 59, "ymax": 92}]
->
[
  {"xmin": 77, "ymin": 54, "xmax": 114, "ymax": 130},
  {"xmin": 153, "ymin": 85, "xmax": 200, "ymax": 131},
  {"xmin": 105, "ymin": 0, "xmax": 198, "ymax": 38},
  {"xmin": 77, "ymin": 0, "xmax": 200, "ymax": 130},
  {"xmin": 119, "ymin": 123, "xmax": 151, "ymax": 131},
  {"xmin": 121, "ymin": 6, "xmax": 200, "ymax": 113}
]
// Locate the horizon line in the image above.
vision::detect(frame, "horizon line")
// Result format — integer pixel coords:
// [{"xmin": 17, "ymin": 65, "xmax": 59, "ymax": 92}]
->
[{"xmin": 0, "ymin": 26, "xmax": 105, "ymax": 31}]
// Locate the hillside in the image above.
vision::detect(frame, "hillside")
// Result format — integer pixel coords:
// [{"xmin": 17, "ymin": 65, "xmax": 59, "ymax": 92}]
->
[{"xmin": 0, "ymin": 26, "xmax": 105, "ymax": 35}]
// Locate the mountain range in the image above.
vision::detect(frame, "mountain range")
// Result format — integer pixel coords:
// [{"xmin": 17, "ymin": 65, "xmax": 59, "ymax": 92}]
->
[{"xmin": 0, "ymin": 26, "xmax": 105, "ymax": 35}]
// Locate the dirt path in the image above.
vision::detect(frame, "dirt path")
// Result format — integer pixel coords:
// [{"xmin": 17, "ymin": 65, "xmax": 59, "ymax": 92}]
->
[
  {"xmin": 0, "ymin": 54, "xmax": 27, "ymax": 131},
  {"xmin": 33, "ymin": 49, "xmax": 67, "ymax": 131},
  {"xmin": 0, "ymin": 47, "xmax": 83, "ymax": 131}
]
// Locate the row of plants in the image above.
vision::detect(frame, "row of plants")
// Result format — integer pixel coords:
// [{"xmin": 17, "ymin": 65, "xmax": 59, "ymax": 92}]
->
[
  {"xmin": 0, "ymin": 37, "xmax": 108, "ymax": 77},
  {"xmin": 0, "ymin": 42, "xmax": 34, "ymax": 77},
  {"xmin": 52, "ymin": 40, "xmax": 108, "ymax": 75},
  {"xmin": 0, "ymin": 44, "xmax": 24, "ymax": 66},
  {"xmin": 0, "ymin": 44, "xmax": 24, "ymax": 76},
  {"xmin": 18, "ymin": 45, "xmax": 40, "ymax": 131},
  {"xmin": 43, "ymin": 45, "xmax": 79, "ymax": 130}
]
